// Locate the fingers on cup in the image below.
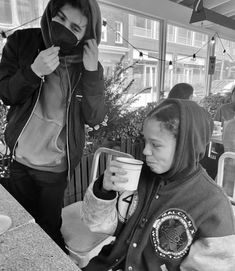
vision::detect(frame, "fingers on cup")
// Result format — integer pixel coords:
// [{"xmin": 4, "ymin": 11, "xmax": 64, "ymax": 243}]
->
[
  {"xmin": 110, "ymin": 162, "xmax": 127, "ymax": 175},
  {"xmin": 110, "ymin": 174, "xmax": 128, "ymax": 192}
]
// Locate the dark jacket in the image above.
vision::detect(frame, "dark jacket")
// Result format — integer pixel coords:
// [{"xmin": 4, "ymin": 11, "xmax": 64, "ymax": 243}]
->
[
  {"xmin": 0, "ymin": 28, "xmax": 105, "ymax": 178},
  {"xmin": 82, "ymin": 100, "xmax": 235, "ymax": 271}
]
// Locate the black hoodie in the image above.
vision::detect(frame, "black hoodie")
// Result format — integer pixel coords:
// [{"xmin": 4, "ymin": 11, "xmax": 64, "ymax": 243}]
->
[{"xmin": 0, "ymin": 0, "xmax": 105, "ymax": 178}]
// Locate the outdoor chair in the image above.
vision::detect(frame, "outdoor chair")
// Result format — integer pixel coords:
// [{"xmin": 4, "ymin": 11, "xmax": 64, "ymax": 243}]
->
[
  {"xmin": 61, "ymin": 147, "xmax": 133, "ymax": 268},
  {"xmin": 217, "ymin": 151, "xmax": 235, "ymax": 214}
]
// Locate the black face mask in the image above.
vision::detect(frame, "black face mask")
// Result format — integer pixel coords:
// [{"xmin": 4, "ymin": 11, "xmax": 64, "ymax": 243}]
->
[{"xmin": 50, "ymin": 21, "xmax": 79, "ymax": 55}]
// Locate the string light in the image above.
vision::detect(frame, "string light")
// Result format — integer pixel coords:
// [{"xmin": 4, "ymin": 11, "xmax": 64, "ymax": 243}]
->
[
  {"xmin": 0, "ymin": 15, "xmax": 41, "ymax": 39},
  {"xmin": 102, "ymin": 19, "xmax": 107, "ymax": 27},
  {"xmin": 0, "ymin": 31, "xmax": 7, "ymax": 44},
  {"xmin": 1, "ymin": 31, "xmax": 6, "ymax": 39},
  {"xmin": 104, "ymin": 20, "xmax": 209, "ymax": 64},
  {"xmin": 1, "ymin": 15, "xmax": 233, "ymax": 66},
  {"xmin": 216, "ymin": 32, "xmax": 235, "ymax": 62},
  {"xmin": 103, "ymin": 19, "xmax": 232, "ymax": 66},
  {"xmin": 169, "ymin": 61, "xmax": 173, "ymax": 70}
]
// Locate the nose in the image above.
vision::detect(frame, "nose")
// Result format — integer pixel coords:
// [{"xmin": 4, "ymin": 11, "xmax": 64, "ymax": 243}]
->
[{"xmin": 143, "ymin": 143, "xmax": 152, "ymax": 156}]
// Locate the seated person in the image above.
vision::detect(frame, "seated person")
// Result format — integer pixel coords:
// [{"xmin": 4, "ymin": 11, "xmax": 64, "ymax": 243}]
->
[
  {"xmin": 212, "ymin": 86, "xmax": 235, "ymax": 162},
  {"xmin": 167, "ymin": 83, "xmax": 194, "ymax": 100},
  {"xmin": 214, "ymin": 85, "xmax": 235, "ymax": 126},
  {"xmin": 81, "ymin": 99, "xmax": 235, "ymax": 271}
]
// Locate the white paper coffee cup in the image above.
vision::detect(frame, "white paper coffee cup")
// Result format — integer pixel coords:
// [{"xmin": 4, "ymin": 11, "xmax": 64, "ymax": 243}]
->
[{"xmin": 115, "ymin": 157, "xmax": 143, "ymax": 191}]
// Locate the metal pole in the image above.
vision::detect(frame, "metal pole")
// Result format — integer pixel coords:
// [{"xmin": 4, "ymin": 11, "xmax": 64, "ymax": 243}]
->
[{"xmin": 158, "ymin": 19, "xmax": 167, "ymax": 102}]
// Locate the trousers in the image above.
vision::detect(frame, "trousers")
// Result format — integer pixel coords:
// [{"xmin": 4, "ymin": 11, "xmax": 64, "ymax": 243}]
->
[{"xmin": 8, "ymin": 160, "xmax": 68, "ymax": 253}]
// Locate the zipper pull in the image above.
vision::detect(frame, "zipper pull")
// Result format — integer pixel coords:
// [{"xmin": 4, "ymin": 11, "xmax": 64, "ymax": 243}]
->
[{"xmin": 40, "ymin": 75, "xmax": 45, "ymax": 83}]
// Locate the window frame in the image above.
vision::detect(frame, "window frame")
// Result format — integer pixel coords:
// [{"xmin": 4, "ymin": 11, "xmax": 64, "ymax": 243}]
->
[{"xmin": 115, "ymin": 20, "xmax": 123, "ymax": 44}]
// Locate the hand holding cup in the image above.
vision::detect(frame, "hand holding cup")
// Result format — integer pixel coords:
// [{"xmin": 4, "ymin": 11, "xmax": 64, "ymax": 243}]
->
[
  {"xmin": 103, "ymin": 160, "xmax": 129, "ymax": 192},
  {"xmin": 103, "ymin": 157, "xmax": 143, "ymax": 192}
]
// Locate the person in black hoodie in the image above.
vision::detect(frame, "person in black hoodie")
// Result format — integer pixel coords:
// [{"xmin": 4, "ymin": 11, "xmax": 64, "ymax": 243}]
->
[
  {"xmin": 81, "ymin": 99, "xmax": 235, "ymax": 270},
  {"xmin": 0, "ymin": 0, "xmax": 105, "ymax": 253}
]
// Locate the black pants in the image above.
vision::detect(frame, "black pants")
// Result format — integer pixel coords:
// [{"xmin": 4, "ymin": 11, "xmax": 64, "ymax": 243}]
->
[{"xmin": 8, "ymin": 160, "xmax": 68, "ymax": 253}]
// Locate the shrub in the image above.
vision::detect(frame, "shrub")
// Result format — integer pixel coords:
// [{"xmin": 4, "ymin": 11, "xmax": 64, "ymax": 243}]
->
[
  {"xmin": 199, "ymin": 92, "xmax": 231, "ymax": 118},
  {"xmin": 84, "ymin": 57, "xmax": 155, "ymax": 154}
]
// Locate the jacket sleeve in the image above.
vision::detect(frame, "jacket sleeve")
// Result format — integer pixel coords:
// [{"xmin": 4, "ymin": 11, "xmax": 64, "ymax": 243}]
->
[
  {"xmin": 0, "ymin": 31, "xmax": 41, "ymax": 106},
  {"xmin": 81, "ymin": 181, "xmax": 118, "ymax": 235},
  {"xmin": 80, "ymin": 62, "xmax": 106, "ymax": 127},
  {"xmin": 181, "ymin": 186, "xmax": 235, "ymax": 271},
  {"xmin": 180, "ymin": 235, "xmax": 235, "ymax": 271}
]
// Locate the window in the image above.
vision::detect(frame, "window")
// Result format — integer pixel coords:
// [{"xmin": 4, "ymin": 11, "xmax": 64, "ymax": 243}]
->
[
  {"xmin": 211, "ymin": 38, "xmax": 235, "ymax": 95},
  {"xmin": 176, "ymin": 27, "xmax": 192, "ymax": 46},
  {"xmin": 98, "ymin": 3, "xmax": 159, "ymax": 107},
  {"xmin": 193, "ymin": 32, "xmax": 207, "ymax": 48},
  {"xmin": 17, "ymin": 0, "xmax": 40, "ymax": 26},
  {"xmin": 101, "ymin": 18, "xmax": 107, "ymax": 42},
  {"xmin": 165, "ymin": 24, "xmax": 208, "ymax": 101},
  {"xmin": 167, "ymin": 25, "xmax": 175, "ymax": 43},
  {"xmin": 115, "ymin": 21, "xmax": 123, "ymax": 43},
  {"xmin": 132, "ymin": 15, "xmax": 158, "ymax": 39},
  {"xmin": 0, "ymin": 0, "xmax": 12, "ymax": 24},
  {"xmin": 135, "ymin": 16, "xmax": 146, "ymax": 28}
]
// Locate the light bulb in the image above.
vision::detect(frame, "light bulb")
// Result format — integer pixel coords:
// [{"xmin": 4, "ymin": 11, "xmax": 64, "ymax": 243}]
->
[{"xmin": 169, "ymin": 61, "xmax": 173, "ymax": 70}]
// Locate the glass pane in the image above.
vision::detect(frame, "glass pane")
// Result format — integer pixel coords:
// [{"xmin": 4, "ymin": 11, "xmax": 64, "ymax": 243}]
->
[
  {"xmin": 165, "ymin": 24, "xmax": 208, "ymax": 101},
  {"xmin": 132, "ymin": 15, "xmax": 158, "ymax": 39},
  {"xmin": 211, "ymin": 38, "xmax": 235, "ymax": 95},
  {"xmin": 135, "ymin": 16, "xmax": 145, "ymax": 28},
  {"xmin": 115, "ymin": 21, "xmax": 122, "ymax": 43},
  {"xmin": 99, "ymin": 3, "xmax": 160, "ymax": 107},
  {"xmin": 0, "ymin": 0, "xmax": 50, "ymax": 56},
  {"xmin": 16, "ymin": 0, "xmax": 41, "ymax": 27},
  {"xmin": 0, "ymin": 0, "xmax": 12, "ymax": 24}
]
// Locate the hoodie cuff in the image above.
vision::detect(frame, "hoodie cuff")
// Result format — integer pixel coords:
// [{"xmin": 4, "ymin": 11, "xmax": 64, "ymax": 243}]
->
[
  {"xmin": 82, "ymin": 69, "xmax": 100, "ymax": 81},
  {"xmin": 22, "ymin": 66, "xmax": 42, "ymax": 85},
  {"xmin": 93, "ymin": 178, "xmax": 117, "ymax": 200}
]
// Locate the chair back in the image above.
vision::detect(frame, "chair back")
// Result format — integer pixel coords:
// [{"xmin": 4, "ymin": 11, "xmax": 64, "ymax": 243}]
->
[
  {"xmin": 217, "ymin": 151, "xmax": 235, "ymax": 204},
  {"xmin": 89, "ymin": 147, "xmax": 133, "ymax": 184},
  {"xmin": 62, "ymin": 147, "xmax": 134, "ymax": 268}
]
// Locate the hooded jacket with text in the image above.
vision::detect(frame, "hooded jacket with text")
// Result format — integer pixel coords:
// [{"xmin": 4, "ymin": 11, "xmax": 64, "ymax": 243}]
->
[{"xmin": 82, "ymin": 99, "xmax": 235, "ymax": 271}]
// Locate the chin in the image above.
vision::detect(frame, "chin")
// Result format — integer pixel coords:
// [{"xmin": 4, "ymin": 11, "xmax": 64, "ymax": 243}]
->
[{"xmin": 148, "ymin": 164, "xmax": 162, "ymax": 174}]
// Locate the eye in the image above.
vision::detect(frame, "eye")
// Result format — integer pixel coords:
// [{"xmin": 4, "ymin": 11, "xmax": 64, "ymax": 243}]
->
[
  {"xmin": 152, "ymin": 143, "xmax": 161, "ymax": 148},
  {"xmin": 71, "ymin": 27, "xmax": 80, "ymax": 33},
  {"xmin": 71, "ymin": 24, "xmax": 81, "ymax": 34},
  {"xmin": 56, "ymin": 12, "xmax": 66, "ymax": 22}
]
